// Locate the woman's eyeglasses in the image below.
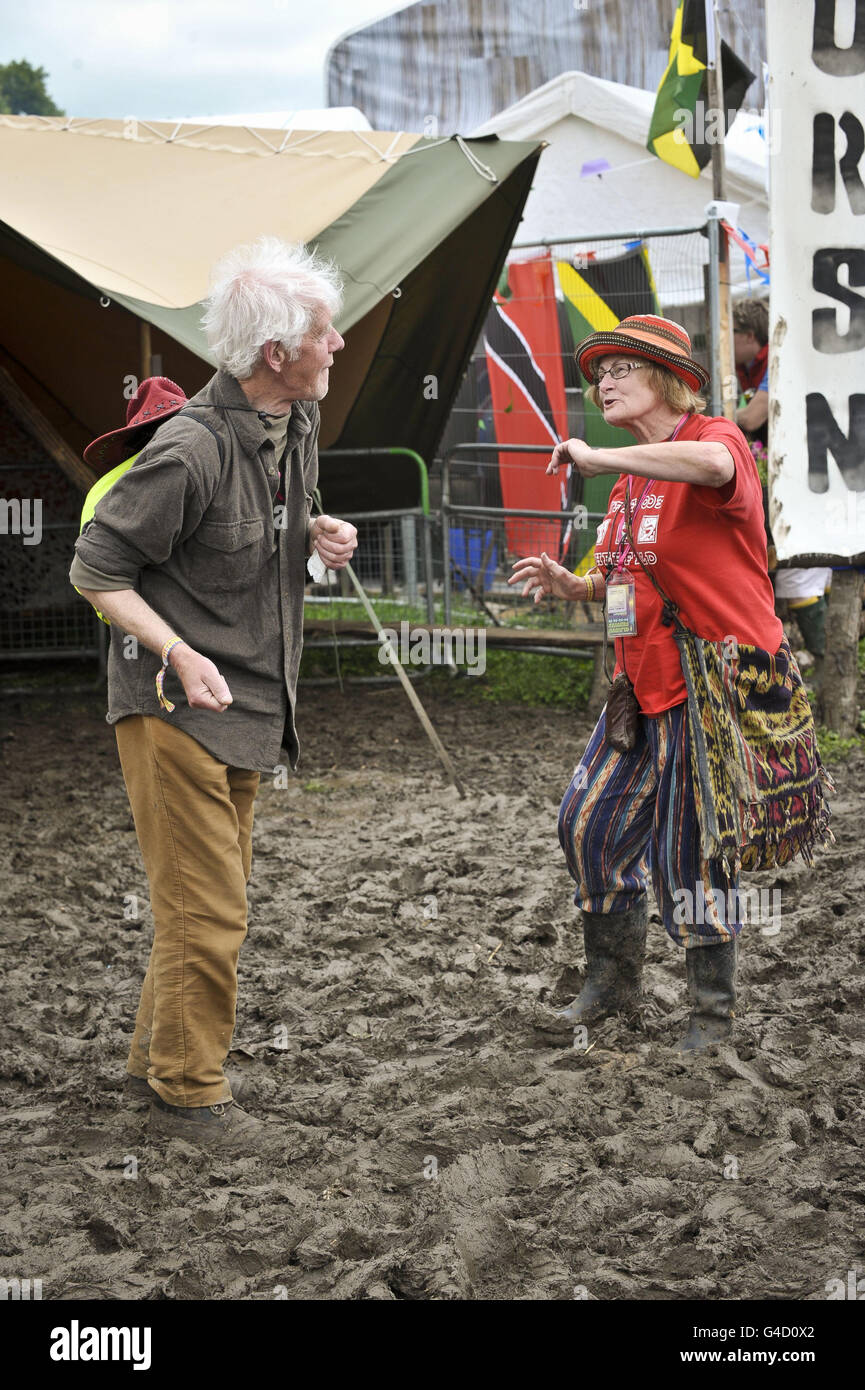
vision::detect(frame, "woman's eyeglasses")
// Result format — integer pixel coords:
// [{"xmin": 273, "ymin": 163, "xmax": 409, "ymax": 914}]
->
[{"xmin": 592, "ymin": 361, "xmax": 647, "ymax": 386}]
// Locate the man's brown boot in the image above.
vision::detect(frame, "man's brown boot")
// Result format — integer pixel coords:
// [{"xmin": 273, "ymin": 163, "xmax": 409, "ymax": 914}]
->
[
  {"xmin": 125, "ymin": 1072, "xmax": 250, "ymax": 1106},
  {"xmin": 147, "ymin": 1094, "xmax": 275, "ymax": 1152}
]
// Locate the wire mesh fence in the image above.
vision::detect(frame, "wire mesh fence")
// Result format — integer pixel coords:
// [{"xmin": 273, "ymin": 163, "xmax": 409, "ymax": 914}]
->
[
  {"xmin": 439, "ymin": 443, "xmax": 606, "ymax": 642},
  {"xmin": 440, "ymin": 225, "xmax": 712, "ymax": 466},
  {"xmin": 0, "ymin": 462, "xmax": 103, "ymax": 668},
  {"xmin": 306, "ymin": 509, "xmax": 435, "ymax": 615}
]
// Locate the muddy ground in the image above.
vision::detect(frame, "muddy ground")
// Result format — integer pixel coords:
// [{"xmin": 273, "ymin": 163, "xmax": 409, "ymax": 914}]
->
[{"xmin": 1, "ymin": 681, "xmax": 863, "ymax": 1302}]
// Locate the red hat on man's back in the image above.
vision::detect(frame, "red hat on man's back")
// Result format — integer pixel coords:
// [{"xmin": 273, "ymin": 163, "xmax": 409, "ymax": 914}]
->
[{"xmin": 84, "ymin": 377, "xmax": 187, "ymax": 470}]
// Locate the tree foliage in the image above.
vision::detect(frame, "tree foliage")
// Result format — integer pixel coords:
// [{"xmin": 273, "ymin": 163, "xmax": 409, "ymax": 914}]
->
[{"xmin": 0, "ymin": 60, "xmax": 64, "ymax": 117}]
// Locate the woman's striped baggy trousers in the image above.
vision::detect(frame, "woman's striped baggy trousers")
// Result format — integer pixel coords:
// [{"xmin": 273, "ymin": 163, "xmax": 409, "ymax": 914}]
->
[{"xmin": 557, "ymin": 700, "xmax": 741, "ymax": 947}]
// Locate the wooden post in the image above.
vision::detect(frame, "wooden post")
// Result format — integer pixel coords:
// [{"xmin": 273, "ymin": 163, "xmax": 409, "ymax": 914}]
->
[
  {"xmin": 382, "ymin": 520, "xmax": 395, "ymax": 595},
  {"xmin": 345, "ymin": 560, "xmax": 467, "ymax": 798},
  {"xmin": 820, "ymin": 570, "xmax": 863, "ymax": 735},
  {"xmin": 140, "ymin": 320, "xmax": 152, "ymax": 383},
  {"xmin": 717, "ymin": 241, "xmax": 736, "ymax": 420},
  {"xmin": 0, "ymin": 363, "xmax": 97, "ymax": 493},
  {"xmin": 705, "ymin": 0, "xmax": 736, "ymax": 420}
]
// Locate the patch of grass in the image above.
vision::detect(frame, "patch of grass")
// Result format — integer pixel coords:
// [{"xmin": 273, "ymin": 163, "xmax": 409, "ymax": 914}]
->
[
  {"xmin": 304, "ymin": 598, "xmax": 439, "ymax": 627},
  {"xmin": 304, "ymin": 595, "xmax": 579, "ymax": 632},
  {"xmin": 299, "ymin": 639, "xmax": 593, "ymax": 709},
  {"xmin": 301, "ymin": 593, "xmax": 595, "ymax": 708},
  {"xmin": 815, "ymin": 725, "xmax": 865, "ymax": 762},
  {"xmin": 434, "ymin": 650, "xmax": 594, "ymax": 707}
]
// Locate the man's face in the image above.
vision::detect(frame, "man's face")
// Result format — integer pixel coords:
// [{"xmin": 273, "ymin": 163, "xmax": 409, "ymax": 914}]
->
[
  {"xmin": 733, "ymin": 329, "xmax": 760, "ymax": 366},
  {"xmin": 268, "ymin": 306, "xmax": 345, "ymax": 401}
]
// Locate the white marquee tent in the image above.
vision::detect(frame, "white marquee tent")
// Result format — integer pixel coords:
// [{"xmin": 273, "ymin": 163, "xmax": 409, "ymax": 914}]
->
[{"xmin": 472, "ymin": 70, "xmax": 770, "ymax": 306}]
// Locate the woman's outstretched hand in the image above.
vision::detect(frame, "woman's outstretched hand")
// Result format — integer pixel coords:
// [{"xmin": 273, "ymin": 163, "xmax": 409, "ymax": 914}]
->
[
  {"xmin": 547, "ymin": 439, "xmax": 608, "ymax": 477},
  {"xmin": 508, "ymin": 553, "xmax": 582, "ymax": 605}
]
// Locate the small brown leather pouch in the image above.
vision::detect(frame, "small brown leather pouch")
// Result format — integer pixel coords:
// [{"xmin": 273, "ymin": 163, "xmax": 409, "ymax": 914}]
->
[{"xmin": 605, "ymin": 672, "xmax": 640, "ymax": 752}]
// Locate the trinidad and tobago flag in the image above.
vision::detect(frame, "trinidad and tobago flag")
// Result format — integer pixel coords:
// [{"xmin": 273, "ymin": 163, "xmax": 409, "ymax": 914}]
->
[{"xmin": 482, "ymin": 254, "xmax": 569, "ymax": 557}]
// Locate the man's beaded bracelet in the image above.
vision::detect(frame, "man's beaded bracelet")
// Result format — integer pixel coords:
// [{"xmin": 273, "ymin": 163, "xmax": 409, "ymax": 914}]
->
[{"xmin": 156, "ymin": 636, "xmax": 184, "ymax": 713}]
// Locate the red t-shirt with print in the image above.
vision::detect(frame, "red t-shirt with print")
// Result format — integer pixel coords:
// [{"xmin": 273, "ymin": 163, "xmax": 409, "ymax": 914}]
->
[{"xmin": 593, "ymin": 413, "xmax": 782, "ymax": 716}]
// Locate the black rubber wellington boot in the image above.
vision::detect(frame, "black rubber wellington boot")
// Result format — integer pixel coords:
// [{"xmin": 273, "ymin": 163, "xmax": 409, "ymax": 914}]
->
[
  {"xmin": 676, "ymin": 939, "xmax": 737, "ymax": 1052},
  {"xmin": 551, "ymin": 897, "xmax": 648, "ymax": 1027}
]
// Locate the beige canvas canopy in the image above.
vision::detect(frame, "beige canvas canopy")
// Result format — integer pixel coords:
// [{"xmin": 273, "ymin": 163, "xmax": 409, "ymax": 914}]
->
[{"xmin": 0, "ymin": 115, "xmax": 542, "ymax": 508}]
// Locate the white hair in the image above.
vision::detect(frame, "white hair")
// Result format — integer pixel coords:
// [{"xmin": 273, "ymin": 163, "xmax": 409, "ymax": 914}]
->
[{"xmin": 201, "ymin": 236, "xmax": 344, "ymax": 379}]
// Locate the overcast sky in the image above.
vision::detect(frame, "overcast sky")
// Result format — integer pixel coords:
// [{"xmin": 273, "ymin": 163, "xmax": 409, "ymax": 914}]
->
[{"xmin": 1, "ymin": 0, "xmax": 399, "ymax": 119}]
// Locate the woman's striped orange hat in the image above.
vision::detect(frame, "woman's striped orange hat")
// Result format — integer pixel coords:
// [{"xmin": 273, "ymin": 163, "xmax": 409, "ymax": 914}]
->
[{"xmin": 575, "ymin": 314, "xmax": 710, "ymax": 393}]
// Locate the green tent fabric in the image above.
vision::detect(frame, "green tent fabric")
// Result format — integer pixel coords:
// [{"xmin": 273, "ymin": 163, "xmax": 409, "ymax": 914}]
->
[{"xmin": 0, "ymin": 118, "xmax": 542, "ymax": 509}]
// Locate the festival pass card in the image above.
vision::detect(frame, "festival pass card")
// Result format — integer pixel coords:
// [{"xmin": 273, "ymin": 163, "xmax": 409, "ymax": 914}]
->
[{"xmin": 605, "ymin": 570, "xmax": 638, "ymax": 637}]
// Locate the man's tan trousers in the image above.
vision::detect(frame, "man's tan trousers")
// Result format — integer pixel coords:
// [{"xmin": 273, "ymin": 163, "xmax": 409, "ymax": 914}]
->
[{"xmin": 115, "ymin": 715, "xmax": 260, "ymax": 1107}]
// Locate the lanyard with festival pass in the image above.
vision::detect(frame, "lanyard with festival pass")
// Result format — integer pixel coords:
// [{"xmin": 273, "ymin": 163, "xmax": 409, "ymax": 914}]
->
[{"xmin": 604, "ymin": 412, "xmax": 690, "ymax": 640}]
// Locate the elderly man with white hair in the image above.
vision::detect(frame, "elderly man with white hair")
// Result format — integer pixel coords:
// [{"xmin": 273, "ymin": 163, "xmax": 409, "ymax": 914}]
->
[{"xmin": 70, "ymin": 237, "xmax": 357, "ymax": 1151}]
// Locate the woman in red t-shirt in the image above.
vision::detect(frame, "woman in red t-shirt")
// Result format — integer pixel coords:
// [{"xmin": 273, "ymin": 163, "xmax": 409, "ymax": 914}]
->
[{"xmin": 509, "ymin": 314, "xmax": 825, "ymax": 1052}]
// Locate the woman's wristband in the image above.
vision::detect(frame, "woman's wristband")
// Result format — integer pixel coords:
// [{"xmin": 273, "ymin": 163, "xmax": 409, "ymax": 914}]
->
[{"xmin": 582, "ymin": 570, "xmax": 603, "ymax": 602}]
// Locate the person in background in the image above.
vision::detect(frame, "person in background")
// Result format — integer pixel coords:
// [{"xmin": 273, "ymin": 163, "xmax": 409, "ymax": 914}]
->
[
  {"xmin": 733, "ymin": 298, "xmax": 769, "ymax": 443},
  {"xmin": 774, "ymin": 566, "xmax": 832, "ymax": 687},
  {"xmin": 70, "ymin": 238, "xmax": 357, "ymax": 1152}
]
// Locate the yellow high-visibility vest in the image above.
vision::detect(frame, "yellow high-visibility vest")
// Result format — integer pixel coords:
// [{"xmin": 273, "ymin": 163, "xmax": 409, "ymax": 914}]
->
[
  {"xmin": 74, "ymin": 408, "xmax": 225, "ymax": 624},
  {"xmin": 75, "ymin": 452, "xmax": 140, "ymax": 624}
]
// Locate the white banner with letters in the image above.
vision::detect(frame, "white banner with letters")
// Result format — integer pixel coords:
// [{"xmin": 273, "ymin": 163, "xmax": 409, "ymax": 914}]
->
[{"xmin": 766, "ymin": 0, "xmax": 865, "ymax": 561}]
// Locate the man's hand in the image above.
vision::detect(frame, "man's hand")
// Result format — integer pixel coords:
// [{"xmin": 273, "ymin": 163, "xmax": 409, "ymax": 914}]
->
[
  {"xmin": 309, "ymin": 514, "xmax": 358, "ymax": 570},
  {"xmin": 170, "ymin": 643, "xmax": 233, "ymax": 712}
]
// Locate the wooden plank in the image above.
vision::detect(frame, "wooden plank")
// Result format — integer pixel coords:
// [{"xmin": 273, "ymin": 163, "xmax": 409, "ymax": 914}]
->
[
  {"xmin": 0, "ymin": 363, "xmax": 97, "ymax": 493},
  {"xmin": 303, "ymin": 619, "xmax": 605, "ymax": 647},
  {"xmin": 140, "ymin": 320, "xmax": 152, "ymax": 383}
]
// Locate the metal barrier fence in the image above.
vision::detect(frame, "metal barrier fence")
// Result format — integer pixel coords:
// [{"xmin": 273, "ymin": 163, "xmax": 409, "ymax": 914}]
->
[
  {"xmin": 303, "ymin": 491, "xmax": 604, "ymax": 669},
  {"xmin": 0, "ymin": 523, "xmax": 104, "ymax": 658},
  {"xmin": 440, "ymin": 443, "xmax": 602, "ymax": 628},
  {"xmin": 305, "ymin": 506, "xmax": 436, "ymax": 628},
  {"xmin": 0, "ymin": 461, "xmax": 104, "ymax": 671}
]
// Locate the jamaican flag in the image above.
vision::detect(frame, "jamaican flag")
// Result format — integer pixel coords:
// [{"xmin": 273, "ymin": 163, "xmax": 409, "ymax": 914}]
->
[
  {"xmin": 557, "ymin": 243, "xmax": 660, "ymax": 453},
  {"xmin": 647, "ymin": 0, "xmax": 755, "ymax": 177}
]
